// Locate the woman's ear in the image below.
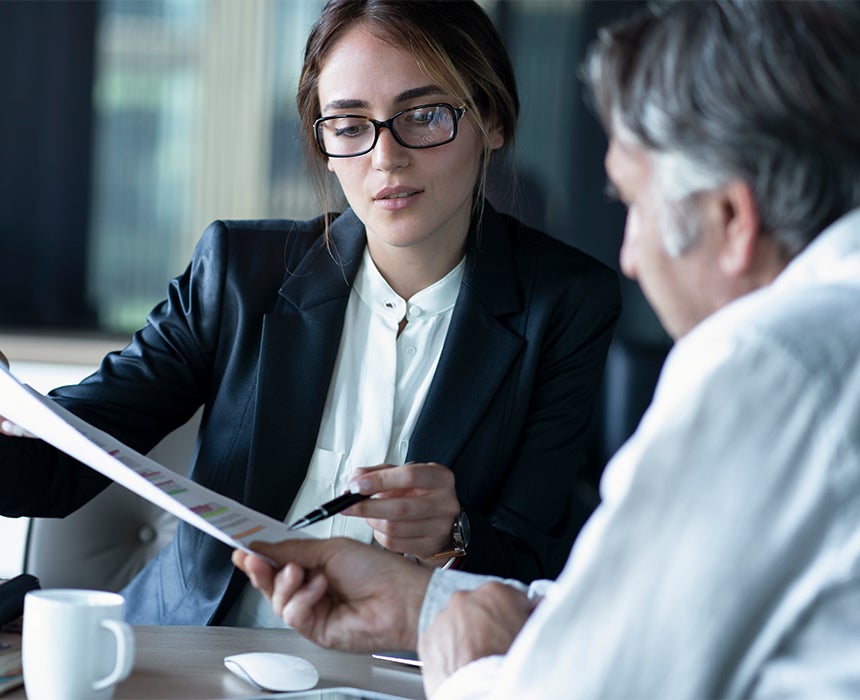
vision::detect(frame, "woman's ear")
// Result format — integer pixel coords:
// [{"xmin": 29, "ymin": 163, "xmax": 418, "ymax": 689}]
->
[
  {"xmin": 489, "ymin": 124, "xmax": 504, "ymax": 151},
  {"xmin": 717, "ymin": 180, "xmax": 760, "ymax": 277}
]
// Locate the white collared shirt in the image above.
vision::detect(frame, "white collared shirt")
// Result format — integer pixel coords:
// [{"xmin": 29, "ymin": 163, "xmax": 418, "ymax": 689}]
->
[
  {"xmin": 424, "ymin": 208, "xmax": 860, "ymax": 698},
  {"xmin": 226, "ymin": 247, "xmax": 464, "ymax": 627}
]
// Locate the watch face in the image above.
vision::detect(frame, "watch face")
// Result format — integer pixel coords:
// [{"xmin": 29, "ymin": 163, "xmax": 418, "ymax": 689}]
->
[{"xmin": 454, "ymin": 510, "xmax": 470, "ymax": 550}]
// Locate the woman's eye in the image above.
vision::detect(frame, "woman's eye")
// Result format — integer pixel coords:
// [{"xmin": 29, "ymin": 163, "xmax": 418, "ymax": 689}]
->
[
  {"xmin": 334, "ymin": 122, "xmax": 370, "ymax": 138},
  {"xmin": 407, "ymin": 108, "xmax": 439, "ymax": 125}
]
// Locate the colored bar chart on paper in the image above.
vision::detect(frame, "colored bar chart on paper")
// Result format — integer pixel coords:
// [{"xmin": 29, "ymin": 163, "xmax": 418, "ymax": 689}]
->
[{"xmin": 0, "ymin": 365, "xmax": 311, "ymax": 559}]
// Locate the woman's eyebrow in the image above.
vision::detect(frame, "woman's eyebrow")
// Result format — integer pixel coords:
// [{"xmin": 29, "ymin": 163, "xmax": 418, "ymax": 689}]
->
[
  {"xmin": 322, "ymin": 85, "xmax": 446, "ymax": 113},
  {"xmin": 393, "ymin": 84, "xmax": 445, "ymax": 103},
  {"xmin": 322, "ymin": 98, "xmax": 368, "ymax": 112}
]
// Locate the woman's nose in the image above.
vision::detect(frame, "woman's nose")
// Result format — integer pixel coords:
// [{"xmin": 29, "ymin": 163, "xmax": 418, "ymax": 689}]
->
[{"xmin": 372, "ymin": 127, "xmax": 409, "ymax": 171}]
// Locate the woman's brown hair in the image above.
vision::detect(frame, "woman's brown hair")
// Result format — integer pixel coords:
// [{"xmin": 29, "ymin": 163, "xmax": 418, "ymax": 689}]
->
[{"xmin": 296, "ymin": 0, "xmax": 519, "ymax": 231}]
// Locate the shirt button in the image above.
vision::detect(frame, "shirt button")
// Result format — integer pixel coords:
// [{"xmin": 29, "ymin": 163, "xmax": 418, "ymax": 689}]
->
[
  {"xmin": 409, "ymin": 305, "xmax": 424, "ymax": 318},
  {"xmin": 406, "ymin": 346, "xmax": 417, "ymax": 356}
]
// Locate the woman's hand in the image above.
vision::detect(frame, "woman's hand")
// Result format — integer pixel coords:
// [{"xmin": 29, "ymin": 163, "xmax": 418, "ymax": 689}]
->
[
  {"xmin": 344, "ymin": 462, "xmax": 461, "ymax": 563},
  {"xmin": 0, "ymin": 350, "xmax": 33, "ymax": 438}
]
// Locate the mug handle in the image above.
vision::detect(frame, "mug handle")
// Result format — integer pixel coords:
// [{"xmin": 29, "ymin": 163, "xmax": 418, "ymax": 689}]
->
[{"xmin": 92, "ymin": 619, "xmax": 136, "ymax": 691}]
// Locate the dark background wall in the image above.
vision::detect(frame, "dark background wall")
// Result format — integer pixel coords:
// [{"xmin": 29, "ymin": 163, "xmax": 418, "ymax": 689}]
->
[{"xmin": 0, "ymin": 0, "xmax": 97, "ymax": 327}]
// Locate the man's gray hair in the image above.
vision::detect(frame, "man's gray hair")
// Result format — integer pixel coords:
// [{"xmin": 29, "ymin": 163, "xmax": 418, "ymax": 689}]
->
[{"xmin": 586, "ymin": 0, "xmax": 860, "ymax": 258}]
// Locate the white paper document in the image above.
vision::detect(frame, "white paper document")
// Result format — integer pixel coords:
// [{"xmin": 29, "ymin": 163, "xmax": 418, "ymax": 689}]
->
[{"xmin": 0, "ymin": 365, "xmax": 308, "ymax": 557}]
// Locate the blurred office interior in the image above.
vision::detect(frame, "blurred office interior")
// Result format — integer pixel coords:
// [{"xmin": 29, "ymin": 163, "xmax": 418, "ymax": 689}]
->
[{"xmin": 0, "ymin": 0, "xmax": 671, "ymax": 576}]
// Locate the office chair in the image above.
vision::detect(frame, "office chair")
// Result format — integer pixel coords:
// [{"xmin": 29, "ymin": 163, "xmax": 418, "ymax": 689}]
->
[{"xmin": 22, "ymin": 410, "xmax": 201, "ymax": 592}]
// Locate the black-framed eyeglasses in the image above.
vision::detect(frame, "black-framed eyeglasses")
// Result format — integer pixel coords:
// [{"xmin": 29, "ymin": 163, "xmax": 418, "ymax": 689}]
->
[{"xmin": 313, "ymin": 102, "xmax": 468, "ymax": 158}]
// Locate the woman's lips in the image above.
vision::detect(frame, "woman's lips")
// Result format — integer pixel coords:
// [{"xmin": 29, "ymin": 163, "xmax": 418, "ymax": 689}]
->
[{"xmin": 373, "ymin": 188, "xmax": 423, "ymax": 210}]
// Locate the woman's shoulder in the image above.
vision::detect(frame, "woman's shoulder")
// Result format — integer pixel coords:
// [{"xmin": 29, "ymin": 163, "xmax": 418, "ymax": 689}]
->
[
  {"xmin": 205, "ymin": 214, "xmax": 329, "ymax": 245},
  {"xmin": 494, "ymin": 210, "xmax": 618, "ymax": 286},
  {"xmin": 194, "ymin": 214, "xmax": 332, "ymax": 268}
]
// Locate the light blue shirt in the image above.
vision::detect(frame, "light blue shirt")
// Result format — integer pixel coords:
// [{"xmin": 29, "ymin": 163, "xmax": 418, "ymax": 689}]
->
[{"xmin": 423, "ymin": 208, "xmax": 860, "ymax": 699}]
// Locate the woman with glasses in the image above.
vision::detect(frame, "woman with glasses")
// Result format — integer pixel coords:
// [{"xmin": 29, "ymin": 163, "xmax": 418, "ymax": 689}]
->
[{"xmin": 0, "ymin": 0, "xmax": 619, "ymax": 627}]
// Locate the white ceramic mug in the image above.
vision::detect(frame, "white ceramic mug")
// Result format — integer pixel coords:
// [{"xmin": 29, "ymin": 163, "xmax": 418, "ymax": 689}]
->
[{"xmin": 22, "ymin": 589, "xmax": 135, "ymax": 700}]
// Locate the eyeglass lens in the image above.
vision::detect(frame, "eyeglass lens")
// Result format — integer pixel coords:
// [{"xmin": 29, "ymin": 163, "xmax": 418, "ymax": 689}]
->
[{"xmin": 316, "ymin": 104, "xmax": 458, "ymax": 157}]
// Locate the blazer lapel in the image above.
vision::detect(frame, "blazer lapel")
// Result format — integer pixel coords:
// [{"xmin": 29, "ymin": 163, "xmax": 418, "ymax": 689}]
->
[
  {"xmin": 246, "ymin": 211, "xmax": 365, "ymax": 519},
  {"xmin": 408, "ymin": 205, "xmax": 524, "ymax": 467}
]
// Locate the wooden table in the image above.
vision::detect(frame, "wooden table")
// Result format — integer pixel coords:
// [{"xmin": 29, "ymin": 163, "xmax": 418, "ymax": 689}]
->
[{"xmin": 6, "ymin": 626, "xmax": 425, "ymax": 699}]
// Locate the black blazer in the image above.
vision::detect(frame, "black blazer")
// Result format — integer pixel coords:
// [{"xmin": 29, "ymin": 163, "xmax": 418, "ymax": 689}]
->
[{"xmin": 0, "ymin": 204, "xmax": 619, "ymax": 624}]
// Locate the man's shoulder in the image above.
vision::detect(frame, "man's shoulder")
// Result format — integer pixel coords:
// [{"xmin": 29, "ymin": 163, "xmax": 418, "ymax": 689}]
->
[
  {"xmin": 707, "ymin": 275, "xmax": 860, "ymax": 379},
  {"xmin": 657, "ymin": 275, "xmax": 860, "ymax": 430}
]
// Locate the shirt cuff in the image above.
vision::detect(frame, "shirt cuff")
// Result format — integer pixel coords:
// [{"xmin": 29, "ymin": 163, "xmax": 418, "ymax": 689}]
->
[{"xmin": 418, "ymin": 568, "xmax": 533, "ymax": 637}]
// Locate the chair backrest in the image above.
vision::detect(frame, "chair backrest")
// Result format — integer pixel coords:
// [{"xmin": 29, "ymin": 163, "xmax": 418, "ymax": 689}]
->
[
  {"xmin": 22, "ymin": 483, "xmax": 179, "ymax": 591},
  {"xmin": 23, "ymin": 410, "xmax": 202, "ymax": 591},
  {"xmin": 599, "ymin": 337, "xmax": 670, "ymax": 461}
]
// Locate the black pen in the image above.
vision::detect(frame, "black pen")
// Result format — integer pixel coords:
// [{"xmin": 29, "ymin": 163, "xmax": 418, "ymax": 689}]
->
[{"xmin": 288, "ymin": 491, "xmax": 371, "ymax": 531}]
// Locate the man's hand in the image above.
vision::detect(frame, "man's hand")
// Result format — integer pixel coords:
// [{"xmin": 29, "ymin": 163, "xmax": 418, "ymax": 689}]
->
[
  {"xmin": 232, "ymin": 537, "xmax": 433, "ymax": 651},
  {"xmin": 344, "ymin": 462, "xmax": 460, "ymax": 562},
  {"xmin": 418, "ymin": 582, "xmax": 536, "ymax": 697}
]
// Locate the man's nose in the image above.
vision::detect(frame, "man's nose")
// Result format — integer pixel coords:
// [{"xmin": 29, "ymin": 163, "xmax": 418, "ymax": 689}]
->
[{"xmin": 619, "ymin": 228, "xmax": 637, "ymax": 279}]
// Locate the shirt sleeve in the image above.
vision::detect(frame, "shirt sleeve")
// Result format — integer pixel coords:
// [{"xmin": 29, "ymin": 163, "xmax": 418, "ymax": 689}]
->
[
  {"xmin": 749, "ymin": 576, "xmax": 860, "ymax": 699},
  {"xmin": 418, "ymin": 568, "xmax": 539, "ymax": 637},
  {"xmin": 428, "ymin": 314, "xmax": 859, "ymax": 699},
  {"xmin": 432, "ymin": 656, "xmax": 506, "ymax": 699}
]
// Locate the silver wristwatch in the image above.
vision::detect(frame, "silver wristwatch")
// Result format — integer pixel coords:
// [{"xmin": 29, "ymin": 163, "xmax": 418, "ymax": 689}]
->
[{"xmin": 451, "ymin": 508, "xmax": 470, "ymax": 556}]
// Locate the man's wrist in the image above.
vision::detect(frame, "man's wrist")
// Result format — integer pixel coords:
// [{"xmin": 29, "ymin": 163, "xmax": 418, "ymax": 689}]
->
[{"xmin": 402, "ymin": 564, "xmax": 435, "ymax": 649}]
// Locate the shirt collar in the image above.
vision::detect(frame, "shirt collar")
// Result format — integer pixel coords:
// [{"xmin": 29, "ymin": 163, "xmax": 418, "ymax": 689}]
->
[
  {"xmin": 776, "ymin": 207, "xmax": 860, "ymax": 289},
  {"xmin": 354, "ymin": 247, "xmax": 465, "ymax": 321}
]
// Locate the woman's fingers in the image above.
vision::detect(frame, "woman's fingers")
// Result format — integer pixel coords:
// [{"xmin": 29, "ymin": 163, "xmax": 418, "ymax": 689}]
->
[{"xmin": 0, "ymin": 419, "xmax": 34, "ymax": 438}]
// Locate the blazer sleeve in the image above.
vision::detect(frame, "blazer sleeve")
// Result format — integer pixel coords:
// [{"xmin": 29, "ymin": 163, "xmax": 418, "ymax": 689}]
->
[
  {"xmin": 0, "ymin": 218, "xmax": 305, "ymax": 518},
  {"xmin": 0, "ymin": 224, "xmax": 235, "ymax": 518}
]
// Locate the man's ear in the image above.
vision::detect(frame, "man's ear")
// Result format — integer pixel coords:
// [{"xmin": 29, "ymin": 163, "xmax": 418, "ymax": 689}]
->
[{"xmin": 718, "ymin": 180, "xmax": 760, "ymax": 277}]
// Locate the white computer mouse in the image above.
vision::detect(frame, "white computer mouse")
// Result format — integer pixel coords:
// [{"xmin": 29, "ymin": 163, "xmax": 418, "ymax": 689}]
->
[{"xmin": 224, "ymin": 651, "xmax": 320, "ymax": 692}]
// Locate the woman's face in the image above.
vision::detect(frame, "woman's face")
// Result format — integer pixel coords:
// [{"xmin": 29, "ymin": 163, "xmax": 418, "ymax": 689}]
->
[{"xmin": 316, "ymin": 25, "xmax": 503, "ymax": 268}]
